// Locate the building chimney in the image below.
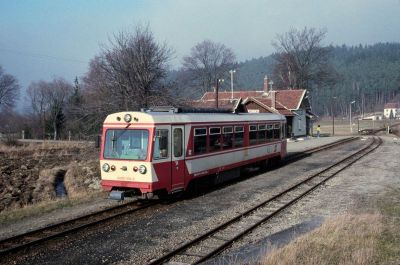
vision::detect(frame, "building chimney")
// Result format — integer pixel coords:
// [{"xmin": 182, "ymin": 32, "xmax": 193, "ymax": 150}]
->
[
  {"xmin": 271, "ymin": 91, "xmax": 276, "ymax": 109},
  {"xmin": 263, "ymin": 75, "xmax": 269, "ymax": 96}
]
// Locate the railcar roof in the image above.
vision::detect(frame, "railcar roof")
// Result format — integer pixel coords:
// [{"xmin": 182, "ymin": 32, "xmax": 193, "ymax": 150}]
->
[{"xmin": 104, "ymin": 111, "xmax": 285, "ymax": 125}]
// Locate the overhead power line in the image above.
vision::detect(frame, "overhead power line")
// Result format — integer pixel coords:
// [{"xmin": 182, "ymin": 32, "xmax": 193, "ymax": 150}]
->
[{"xmin": 0, "ymin": 47, "xmax": 88, "ymax": 64}]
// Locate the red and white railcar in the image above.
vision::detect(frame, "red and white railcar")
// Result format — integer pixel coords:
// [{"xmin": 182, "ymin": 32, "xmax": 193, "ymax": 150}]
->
[{"xmin": 100, "ymin": 108, "xmax": 287, "ymax": 199}]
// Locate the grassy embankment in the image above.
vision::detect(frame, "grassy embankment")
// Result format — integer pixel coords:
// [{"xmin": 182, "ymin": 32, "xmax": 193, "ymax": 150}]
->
[
  {"xmin": 0, "ymin": 192, "xmax": 105, "ymax": 225},
  {"xmin": 261, "ymin": 188, "xmax": 400, "ymax": 265},
  {"xmin": 0, "ymin": 141, "xmax": 103, "ymax": 224}
]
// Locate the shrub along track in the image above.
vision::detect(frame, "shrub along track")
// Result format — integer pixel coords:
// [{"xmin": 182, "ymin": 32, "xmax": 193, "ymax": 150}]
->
[
  {"xmin": 0, "ymin": 136, "xmax": 358, "ymax": 259},
  {"xmin": 148, "ymin": 136, "xmax": 382, "ymax": 265}
]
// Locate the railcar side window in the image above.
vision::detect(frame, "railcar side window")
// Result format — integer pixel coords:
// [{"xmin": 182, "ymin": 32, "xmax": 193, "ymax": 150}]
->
[
  {"xmin": 153, "ymin": 129, "xmax": 169, "ymax": 159},
  {"xmin": 209, "ymin": 127, "xmax": 222, "ymax": 152},
  {"xmin": 234, "ymin": 126, "xmax": 244, "ymax": 147},
  {"xmin": 222, "ymin": 126, "xmax": 233, "ymax": 150},
  {"xmin": 194, "ymin": 128, "xmax": 207, "ymax": 155},
  {"xmin": 258, "ymin": 124, "xmax": 267, "ymax": 143},
  {"xmin": 173, "ymin": 128, "xmax": 183, "ymax": 157},
  {"xmin": 267, "ymin": 124, "xmax": 273, "ymax": 141},
  {"xmin": 249, "ymin": 125, "xmax": 258, "ymax": 145},
  {"xmin": 274, "ymin": 124, "xmax": 280, "ymax": 139}
]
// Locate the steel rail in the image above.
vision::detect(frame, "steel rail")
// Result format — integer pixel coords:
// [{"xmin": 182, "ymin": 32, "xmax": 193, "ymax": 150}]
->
[
  {"xmin": 0, "ymin": 200, "xmax": 157, "ymax": 257},
  {"xmin": 284, "ymin": 136, "xmax": 358, "ymax": 163},
  {"xmin": 149, "ymin": 137, "xmax": 381, "ymax": 265}
]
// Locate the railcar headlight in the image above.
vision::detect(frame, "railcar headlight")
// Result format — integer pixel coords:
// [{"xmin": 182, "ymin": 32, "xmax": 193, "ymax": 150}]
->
[
  {"xmin": 139, "ymin": 165, "xmax": 147, "ymax": 174},
  {"xmin": 124, "ymin": 114, "xmax": 132, "ymax": 123},
  {"xmin": 102, "ymin": 163, "xmax": 110, "ymax": 172}
]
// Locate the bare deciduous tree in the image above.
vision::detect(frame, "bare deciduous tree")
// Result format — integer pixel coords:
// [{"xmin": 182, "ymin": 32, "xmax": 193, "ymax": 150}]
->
[
  {"xmin": 0, "ymin": 66, "xmax": 20, "ymax": 111},
  {"xmin": 182, "ymin": 40, "xmax": 236, "ymax": 94},
  {"xmin": 80, "ymin": 25, "xmax": 173, "ymax": 134},
  {"xmin": 272, "ymin": 27, "xmax": 336, "ymax": 90},
  {"xmin": 28, "ymin": 78, "xmax": 73, "ymax": 140},
  {"xmin": 28, "ymin": 81, "xmax": 50, "ymax": 139},
  {"xmin": 99, "ymin": 25, "xmax": 172, "ymax": 109}
]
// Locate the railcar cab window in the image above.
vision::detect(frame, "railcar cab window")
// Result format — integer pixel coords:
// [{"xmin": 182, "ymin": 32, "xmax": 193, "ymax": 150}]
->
[
  {"xmin": 267, "ymin": 124, "xmax": 273, "ymax": 140},
  {"xmin": 274, "ymin": 124, "xmax": 281, "ymax": 139},
  {"xmin": 222, "ymin": 126, "xmax": 233, "ymax": 150},
  {"xmin": 249, "ymin": 125, "xmax": 258, "ymax": 145},
  {"xmin": 104, "ymin": 129, "xmax": 149, "ymax": 160},
  {"xmin": 209, "ymin": 127, "xmax": 222, "ymax": 152},
  {"xmin": 153, "ymin": 129, "xmax": 169, "ymax": 159},
  {"xmin": 194, "ymin": 128, "xmax": 207, "ymax": 155},
  {"xmin": 258, "ymin": 124, "xmax": 267, "ymax": 143},
  {"xmin": 234, "ymin": 126, "xmax": 244, "ymax": 147}
]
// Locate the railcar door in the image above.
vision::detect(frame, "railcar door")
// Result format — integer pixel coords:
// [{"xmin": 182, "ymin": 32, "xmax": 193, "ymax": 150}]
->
[{"xmin": 171, "ymin": 125, "xmax": 185, "ymax": 191}]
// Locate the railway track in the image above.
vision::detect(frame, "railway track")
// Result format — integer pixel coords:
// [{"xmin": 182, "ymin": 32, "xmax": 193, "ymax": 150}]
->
[
  {"xmin": 284, "ymin": 136, "xmax": 358, "ymax": 163},
  {"xmin": 0, "ymin": 136, "xmax": 360, "ymax": 258},
  {"xmin": 149, "ymin": 136, "xmax": 382, "ymax": 265},
  {"xmin": 0, "ymin": 200, "xmax": 157, "ymax": 257}
]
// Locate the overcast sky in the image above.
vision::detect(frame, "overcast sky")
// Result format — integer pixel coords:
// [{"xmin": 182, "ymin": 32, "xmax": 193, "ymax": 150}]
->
[{"xmin": 1, "ymin": 0, "xmax": 400, "ymax": 108}]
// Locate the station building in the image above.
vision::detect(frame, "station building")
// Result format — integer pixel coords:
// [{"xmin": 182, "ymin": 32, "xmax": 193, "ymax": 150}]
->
[
  {"xmin": 383, "ymin": 102, "xmax": 400, "ymax": 119},
  {"xmin": 192, "ymin": 77, "xmax": 315, "ymax": 137}
]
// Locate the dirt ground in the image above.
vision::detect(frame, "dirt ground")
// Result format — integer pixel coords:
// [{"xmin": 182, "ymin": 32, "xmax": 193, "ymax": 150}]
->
[
  {"xmin": 0, "ymin": 142, "xmax": 101, "ymax": 212},
  {"xmin": 3, "ymin": 135, "xmax": 398, "ymax": 265}
]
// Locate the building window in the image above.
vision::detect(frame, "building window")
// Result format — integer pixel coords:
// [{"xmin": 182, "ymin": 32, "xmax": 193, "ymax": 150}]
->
[
  {"xmin": 223, "ymin": 126, "xmax": 233, "ymax": 150},
  {"xmin": 258, "ymin": 124, "xmax": 267, "ymax": 143},
  {"xmin": 267, "ymin": 124, "xmax": 273, "ymax": 140},
  {"xmin": 249, "ymin": 124, "xmax": 258, "ymax": 145},
  {"xmin": 234, "ymin": 126, "xmax": 244, "ymax": 147},
  {"xmin": 154, "ymin": 129, "xmax": 169, "ymax": 159},
  {"xmin": 209, "ymin": 127, "xmax": 221, "ymax": 152},
  {"xmin": 194, "ymin": 128, "xmax": 207, "ymax": 155}
]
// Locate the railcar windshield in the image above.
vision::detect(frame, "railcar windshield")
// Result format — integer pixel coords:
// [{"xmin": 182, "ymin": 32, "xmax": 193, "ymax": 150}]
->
[{"xmin": 103, "ymin": 129, "xmax": 149, "ymax": 160}]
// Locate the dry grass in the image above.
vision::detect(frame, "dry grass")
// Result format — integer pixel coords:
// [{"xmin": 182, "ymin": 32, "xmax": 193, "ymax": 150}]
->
[
  {"xmin": 261, "ymin": 213, "xmax": 383, "ymax": 265},
  {"xmin": 314, "ymin": 119, "xmax": 386, "ymax": 136},
  {"xmin": 64, "ymin": 160, "xmax": 100, "ymax": 198},
  {"xmin": 375, "ymin": 188, "xmax": 400, "ymax": 264},
  {"xmin": 0, "ymin": 141, "xmax": 91, "ymax": 154},
  {"xmin": 30, "ymin": 168, "xmax": 64, "ymax": 203},
  {"xmin": 259, "ymin": 188, "xmax": 400, "ymax": 265},
  {"xmin": 0, "ymin": 191, "xmax": 105, "ymax": 225}
]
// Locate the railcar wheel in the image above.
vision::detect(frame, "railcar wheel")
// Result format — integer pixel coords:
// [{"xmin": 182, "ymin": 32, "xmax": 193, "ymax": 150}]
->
[
  {"xmin": 260, "ymin": 159, "xmax": 269, "ymax": 171},
  {"xmin": 155, "ymin": 190, "xmax": 169, "ymax": 200},
  {"xmin": 270, "ymin": 157, "xmax": 281, "ymax": 168}
]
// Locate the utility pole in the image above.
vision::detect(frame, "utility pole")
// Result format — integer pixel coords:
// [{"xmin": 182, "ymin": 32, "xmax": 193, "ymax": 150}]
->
[
  {"xmin": 350, "ymin": 100, "xmax": 355, "ymax": 134},
  {"xmin": 229, "ymin": 70, "xmax": 236, "ymax": 102},
  {"xmin": 215, "ymin": 78, "xmax": 224, "ymax": 109},
  {"xmin": 332, "ymin": 96, "xmax": 337, "ymax": 136}
]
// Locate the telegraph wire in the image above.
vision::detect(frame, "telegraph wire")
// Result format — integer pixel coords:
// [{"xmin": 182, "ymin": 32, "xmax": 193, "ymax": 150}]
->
[{"xmin": 0, "ymin": 47, "xmax": 88, "ymax": 65}]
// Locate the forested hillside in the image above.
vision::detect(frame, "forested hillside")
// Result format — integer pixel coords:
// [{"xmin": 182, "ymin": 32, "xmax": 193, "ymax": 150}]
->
[{"xmin": 230, "ymin": 43, "xmax": 400, "ymax": 117}]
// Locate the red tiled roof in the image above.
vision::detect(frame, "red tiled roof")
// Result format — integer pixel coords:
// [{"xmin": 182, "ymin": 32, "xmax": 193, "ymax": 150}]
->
[
  {"xmin": 191, "ymin": 99, "xmax": 237, "ymax": 109},
  {"xmin": 384, "ymin": 102, "xmax": 400, "ymax": 109},
  {"xmin": 201, "ymin": 91, "xmax": 264, "ymax": 101},
  {"xmin": 200, "ymin": 89, "xmax": 305, "ymax": 110},
  {"xmin": 254, "ymin": 98, "xmax": 294, "ymax": 116},
  {"xmin": 274, "ymin": 89, "xmax": 305, "ymax": 109}
]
